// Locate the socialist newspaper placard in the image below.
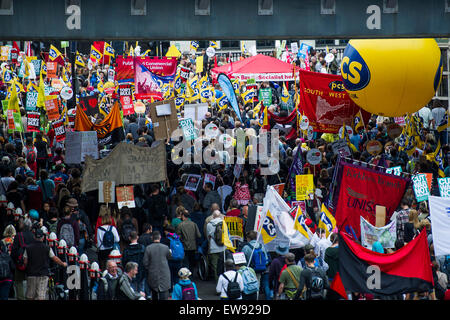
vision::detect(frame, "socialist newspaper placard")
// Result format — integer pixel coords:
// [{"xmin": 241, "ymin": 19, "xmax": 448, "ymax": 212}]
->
[{"xmin": 360, "ymin": 216, "xmax": 397, "ymax": 249}]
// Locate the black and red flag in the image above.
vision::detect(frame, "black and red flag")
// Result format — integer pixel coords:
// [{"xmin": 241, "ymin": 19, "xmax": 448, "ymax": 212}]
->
[{"xmin": 338, "ymin": 230, "xmax": 433, "ymax": 296}]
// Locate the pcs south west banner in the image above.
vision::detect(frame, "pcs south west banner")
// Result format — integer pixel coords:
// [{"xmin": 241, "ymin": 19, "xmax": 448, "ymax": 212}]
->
[
  {"xmin": 299, "ymin": 70, "xmax": 371, "ymax": 134},
  {"xmin": 115, "ymin": 56, "xmax": 178, "ymax": 83}
]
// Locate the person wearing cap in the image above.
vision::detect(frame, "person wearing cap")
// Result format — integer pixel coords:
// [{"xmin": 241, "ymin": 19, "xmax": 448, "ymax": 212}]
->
[
  {"xmin": 268, "ymin": 243, "xmax": 289, "ymax": 298},
  {"xmin": 216, "ymin": 259, "xmax": 244, "ymax": 300},
  {"xmin": 297, "ymin": 243, "xmax": 328, "ymax": 273},
  {"xmin": 171, "ymin": 267, "xmax": 199, "ymax": 300},
  {"xmin": 277, "ymin": 252, "xmax": 303, "ymax": 300},
  {"xmin": 23, "ymin": 228, "xmax": 67, "ymax": 300}
]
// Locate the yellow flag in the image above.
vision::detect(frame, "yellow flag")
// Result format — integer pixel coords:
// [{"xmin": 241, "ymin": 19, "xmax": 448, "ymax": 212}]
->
[
  {"xmin": 222, "ymin": 219, "xmax": 235, "ymax": 252},
  {"xmin": 90, "ymin": 45, "xmax": 103, "ymax": 62},
  {"xmin": 260, "ymin": 210, "xmax": 277, "ymax": 244},
  {"xmin": 75, "ymin": 51, "xmax": 85, "ymax": 67},
  {"xmin": 252, "ymin": 101, "xmax": 261, "ymax": 116},
  {"xmin": 37, "ymin": 73, "xmax": 46, "ymax": 109},
  {"xmin": 7, "ymin": 80, "xmax": 20, "ymax": 113},
  {"xmin": 293, "ymin": 206, "xmax": 310, "ymax": 239},
  {"xmin": 318, "ymin": 204, "xmax": 336, "ymax": 238},
  {"xmin": 104, "ymin": 42, "xmax": 115, "ymax": 57},
  {"xmin": 281, "ymin": 83, "xmax": 289, "ymax": 104},
  {"xmin": 49, "ymin": 44, "xmax": 62, "ymax": 62}
]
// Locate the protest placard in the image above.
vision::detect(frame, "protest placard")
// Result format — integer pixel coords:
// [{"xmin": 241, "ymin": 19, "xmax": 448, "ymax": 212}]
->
[
  {"xmin": 99, "ymin": 181, "xmax": 116, "ymax": 204},
  {"xmin": 26, "ymin": 112, "xmax": 40, "ymax": 132},
  {"xmin": 185, "ymin": 174, "xmax": 202, "ymax": 191},
  {"xmin": 26, "ymin": 92, "xmax": 38, "ymax": 111},
  {"xmin": 65, "ymin": 131, "xmax": 99, "ymax": 164},
  {"xmin": 224, "ymin": 216, "xmax": 244, "ymax": 242},
  {"xmin": 44, "ymin": 96, "xmax": 60, "ymax": 121},
  {"xmin": 438, "ymin": 177, "xmax": 450, "ymax": 198},
  {"xmin": 295, "ymin": 174, "xmax": 314, "ymax": 201},
  {"xmin": 116, "ymin": 185, "xmax": 135, "ymax": 209},
  {"xmin": 412, "ymin": 173, "xmax": 430, "ymax": 202},
  {"xmin": 179, "ymin": 118, "xmax": 197, "ymax": 141},
  {"xmin": 203, "ymin": 173, "xmax": 216, "ymax": 189},
  {"xmin": 386, "ymin": 166, "xmax": 402, "ymax": 176},
  {"xmin": 331, "ymin": 139, "xmax": 351, "ymax": 157}
]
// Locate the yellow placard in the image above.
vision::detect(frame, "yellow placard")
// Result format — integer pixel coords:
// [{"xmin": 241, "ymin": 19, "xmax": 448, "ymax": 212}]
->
[
  {"xmin": 196, "ymin": 55, "xmax": 204, "ymax": 74},
  {"xmin": 224, "ymin": 216, "xmax": 244, "ymax": 242},
  {"xmin": 295, "ymin": 174, "xmax": 315, "ymax": 201}
]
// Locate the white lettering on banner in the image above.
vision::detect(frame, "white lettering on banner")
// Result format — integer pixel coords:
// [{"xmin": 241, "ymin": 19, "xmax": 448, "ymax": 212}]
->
[
  {"xmin": 366, "ymin": 265, "xmax": 381, "ymax": 290},
  {"xmin": 27, "ymin": 118, "xmax": 39, "ymax": 127},
  {"xmin": 120, "ymin": 87, "xmax": 131, "ymax": 96},
  {"xmin": 54, "ymin": 125, "xmax": 65, "ymax": 136},
  {"xmin": 366, "ymin": 5, "xmax": 381, "ymax": 30},
  {"xmin": 66, "ymin": 5, "xmax": 81, "ymax": 30}
]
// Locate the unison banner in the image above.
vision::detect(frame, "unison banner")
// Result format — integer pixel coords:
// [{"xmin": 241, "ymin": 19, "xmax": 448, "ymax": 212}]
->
[
  {"xmin": 334, "ymin": 162, "xmax": 409, "ymax": 237},
  {"xmin": 115, "ymin": 56, "xmax": 178, "ymax": 83},
  {"xmin": 298, "ymin": 70, "xmax": 370, "ymax": 133}
]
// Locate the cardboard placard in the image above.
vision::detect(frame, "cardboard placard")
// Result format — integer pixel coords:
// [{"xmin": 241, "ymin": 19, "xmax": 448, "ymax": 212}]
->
[
  {"xmin": 99, "ymin": 181, "xmax": 116, "ymax": 204},
  {"xmin": 375, "ymin": 205, "xmax": 386, "ymax": 228},
  {"xmin": 149, "ymin": 99, "xmax": 179, "ymax": 141},
  {"xmin": 65, "ymin": 131, "xmax": 99, "ymax": 164}
]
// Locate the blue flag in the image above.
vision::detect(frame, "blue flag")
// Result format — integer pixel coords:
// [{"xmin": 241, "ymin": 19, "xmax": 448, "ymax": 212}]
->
[{"xmin": 217, "ymin": 73, "xmax": 243, "ymax": 123}]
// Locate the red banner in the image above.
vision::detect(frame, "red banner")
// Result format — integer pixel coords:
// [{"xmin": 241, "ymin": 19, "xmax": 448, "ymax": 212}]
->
[
  {"xmin": 334, "ymin": 162, "xmax": 409, "ymax": 238},
  {"xmin": 299, "ymin": 70, "xmax": 369, "ymax": 133},
  {"xmin": 115, "ymin": 56, "xmax": 178, "ymax": 82}
]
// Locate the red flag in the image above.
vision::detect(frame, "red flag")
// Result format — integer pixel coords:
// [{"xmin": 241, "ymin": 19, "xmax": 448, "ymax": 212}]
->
[
  {"xmin": 339, "ymin": 230, "xmax": 434, "ymax": 296},
  {"xmin": 329, "ymin": 272, "xmax": 347, "ymax": 300},
  {"xmin": 11, "ymin": 41, "xmax": 20, "ymax": 65},
  {"xmin": 214, "ymin": 56, "xmax": 218, "ymax": 68}
]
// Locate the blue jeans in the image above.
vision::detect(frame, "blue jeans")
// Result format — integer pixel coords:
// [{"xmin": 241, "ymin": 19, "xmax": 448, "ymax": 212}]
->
[
  {"xmin": 260, "ymin": 272, "xmax": 273, "ymax": 300},
  {"xmin": 0, "ymin": 281, "xmax": 12, "ymax": 300}
]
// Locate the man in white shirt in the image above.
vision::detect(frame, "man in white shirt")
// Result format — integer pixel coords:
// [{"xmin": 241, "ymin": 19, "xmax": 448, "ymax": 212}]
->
[{"xmin": 216, "ymin": 259, "xmax": 244, "ymax": 300}]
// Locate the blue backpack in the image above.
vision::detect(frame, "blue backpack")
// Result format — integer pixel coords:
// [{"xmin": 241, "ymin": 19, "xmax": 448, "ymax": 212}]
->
[
  {"xmin": 100, "ymin": 226, "xmax": 115, "ymax": 249},
  {"xmin": 168, "ymin": 233, "xmax": 185, "ymax": 261},
  {"xmin": 239, "ymin": 266, "xmax": 259, "ymax": 295},
  {"xmin": 250, "ymin": 246, "xmax": 268, "ymax": 273}
]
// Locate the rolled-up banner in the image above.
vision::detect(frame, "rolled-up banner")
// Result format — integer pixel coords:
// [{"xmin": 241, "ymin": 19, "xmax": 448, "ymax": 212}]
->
[{"xmin": 217, "ymin": 73, "xmax": 243, "ymax": 123}]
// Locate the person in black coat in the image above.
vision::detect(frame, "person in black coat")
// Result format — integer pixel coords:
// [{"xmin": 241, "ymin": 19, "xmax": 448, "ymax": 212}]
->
[{"xmin": 143, "ymin": 183, "xmax": 168, "ymax": 234}]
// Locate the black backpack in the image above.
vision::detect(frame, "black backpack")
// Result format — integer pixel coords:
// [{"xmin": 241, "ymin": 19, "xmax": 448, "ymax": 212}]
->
[
  {"xmin": 0, "ymin": 243, "xmax": 11, "ymax": 279},
  {"xmin": 223, "ymin": 271, "xmax": 241, "ymax": 300},
  {"xmin": 121, "ymin": 219, "xmax": 136, "ymax": 243},
  {"xmin": 309, "ymin": 268, "xmax": 325, "ymax": 299}
]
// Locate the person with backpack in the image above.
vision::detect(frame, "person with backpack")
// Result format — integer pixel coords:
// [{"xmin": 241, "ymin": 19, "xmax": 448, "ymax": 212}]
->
[
  {"xmin": 118, "ymin": 207, "xmax": 139, "ymax": 249},
  {"xmin": 293, "ymin": 253, "xmax": 329, "ymax": 300},
  {"xmin": 122, "ymin": 231, "xmax": 146, "ymax": 293},
  {"xmin": 162, "ymin": 225, "xmax": 184, "ymax": 290},
  {"xmin": 242, "ymin": 230, "xmax": 272, "ymax": 299},
  {"xmin": 0, "ymin": 240, "xmax": 14, "ymax": 300},
  {"xmin": 171, "ymin": 267, "xmax": 199, "ymax": 300},
  {"xmin": 237, "ymin": 262, "xmax": 259, "ymax": 300},
  {"xmin": 23, "ymin": 137, "xmax": 37, "ymax": 178},
  {"xmin": 56, "ymin": 205, "xmax": 80, "ymax": 250},
  {"xmin": 115, "ymin": 262, "xmax": 146, "ymax": 300},
  {"xmin": 10, "ymin": 218, "xmax": 34, "ymax": 300},
  {"xmin": 206, "ymin": 210, "xmax": 226, "ymax": 282},
  {"xmin": 216, "ymin": 259, "xmax": 244, "ymax": 300},
  {"xmin": 44, "ymin": 207, "xmax": 59, "ymax": 236},
  {"xmin": 96, "ymin": 214, "xmax": 120, "ymax": 271},
  {"xmin": 144, "ymin": 183, "xmax": 168, "ymax": 234},
  {"xmin": 277, "ymin": 253, "xmax": 303, "ymax": 300},
  {"xmin": 176, "ymin": 210, "xmax": 201, "ymax": 273}
]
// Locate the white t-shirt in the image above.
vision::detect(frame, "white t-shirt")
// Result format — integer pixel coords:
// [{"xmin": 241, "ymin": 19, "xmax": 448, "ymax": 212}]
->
[
  {"xmin": 97, "ymin": 224, "xmax": 120, "ymax": 250},
  {"xmin": 432, "ymin": 107, "xmax": 447, "ymax": 129},
  {"xmin": 216, "ymin": 270, "xmax": 244, "ymax": 299},
  {"xmin": 417, "ymin": 107, "xmax": 433, "ymax": 129}
]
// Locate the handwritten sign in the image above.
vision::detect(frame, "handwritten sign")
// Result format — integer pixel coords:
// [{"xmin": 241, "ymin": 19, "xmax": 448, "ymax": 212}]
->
[
  {"xmin": 65, "ymin": 131, "xmax": 99, "ymax": 164},
  {"xmin": 224, "ymin": 216, "xmax": 244, "ymax": 242},
  {"xmin": 116, "ymin": 185, "xmax": 135, "ymax": 209},
  {"xmin": 295, "ymin": 174, "xmax": 314, "ymax": 201}
]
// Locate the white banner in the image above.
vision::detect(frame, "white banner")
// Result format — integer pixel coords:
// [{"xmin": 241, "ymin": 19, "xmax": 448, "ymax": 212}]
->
[
  {"xmin": 429, "ymin": 196, "xmax": 450, "ymax": 257},
  {"xmin": 360, "ymin": 216, "xmax": 397, "ymax": 249}
]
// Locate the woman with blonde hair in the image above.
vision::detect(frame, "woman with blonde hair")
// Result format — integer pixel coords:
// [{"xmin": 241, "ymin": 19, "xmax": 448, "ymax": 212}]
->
[
  {"xmin": 96, "ymin": 212, "xmax": 120, "ymax": 271},
  {"xmin": 14, "ymin": 157, "xmax": 29, "ymax": 178},
  {"xmin": 1, "ymin": 224, "xmax": 16, "ymax": 254}
]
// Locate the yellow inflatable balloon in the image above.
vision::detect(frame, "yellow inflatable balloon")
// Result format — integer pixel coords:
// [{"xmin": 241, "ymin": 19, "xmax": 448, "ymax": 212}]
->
[{"xmin": 340, "ymin": 39, "xmax": 443, "ymax": 117}]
